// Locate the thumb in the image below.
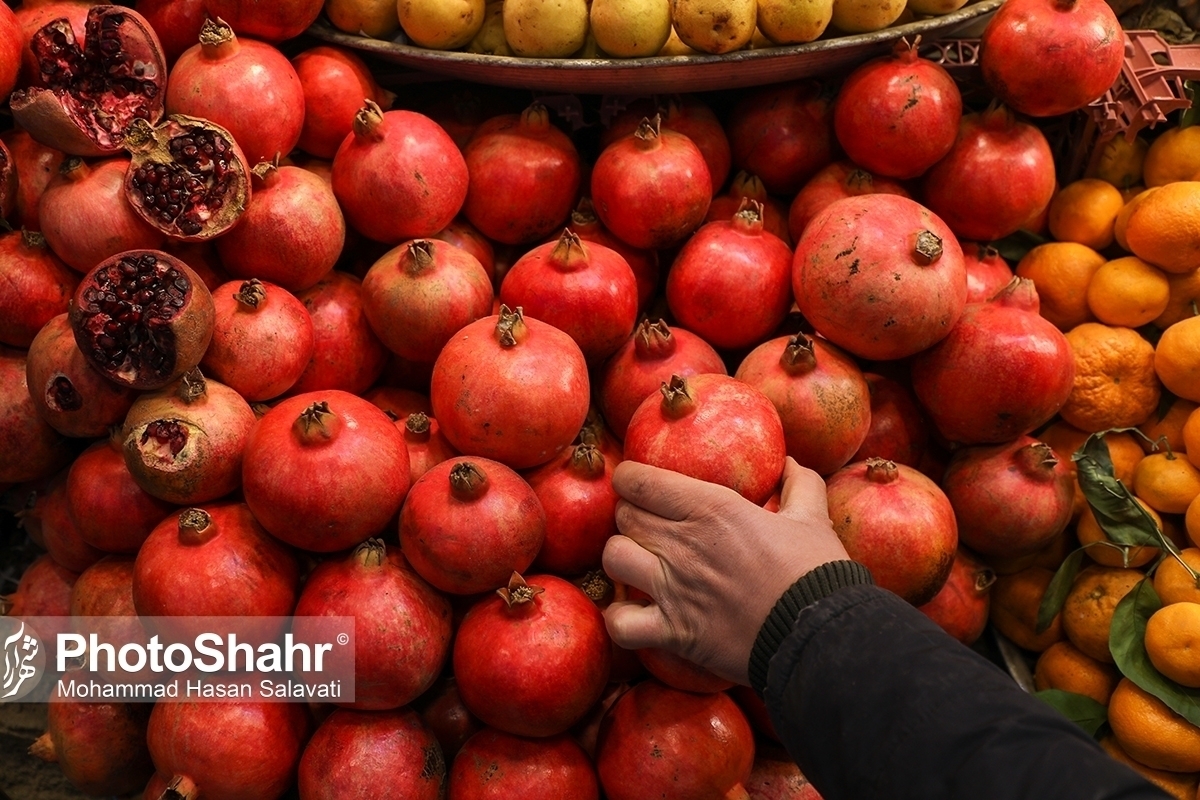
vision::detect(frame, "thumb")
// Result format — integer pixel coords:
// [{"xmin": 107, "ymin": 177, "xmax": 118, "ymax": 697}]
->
[{"xmin": 775, "ymin": 457, "xmax": 831, "ymax": 523}]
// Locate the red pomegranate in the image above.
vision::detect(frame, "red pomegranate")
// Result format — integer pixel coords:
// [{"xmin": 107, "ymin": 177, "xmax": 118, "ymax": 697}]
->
[
  {"xmin": 792, "ymin": 194, "xmax": 967, "ymax": 360},
  {"xmin": 599, "ymin": 319, "xmax": 727, "ymax": 440},
  {"xmin": 917, "ymin": 547, "xmax": 996, "ymax": 645},
  {"xmin": 562, "ymin": 198, "xmax": 659, "ymax": 310},
  {"xmin": 963, "ymin": 242, "xmax": 1014, "ymax": 303},
  {"xmin": 463, "ymin": 103, "xmax": 582, "ymax": 244},
  {"xmin": 636, "ymin": 647, "xmax": 735, "ymax": 694},
  {"xmin": 825, "ymin": 458, "xmax": 958, "ymax": 606},
  {"xmin": 0, "ymin": 2, "xmax": 20, "ymax": 99},
  {"xmin": 3, "ymin": 552, "xmax": 75, "ymax": 664},
  {"xmin": 298, "ymin": 708, "xmax": 447, "ymax": 800},
  {"xmin": 0, "ymin": 347, "xmax": 71, "ymax": 484},
  {"xmin": 243, "ymin": 391, "xmax": 411, "ymax": 552},
  {"xmin": 573, "ymin": 682, "xmax": 633, "ymax": 759},
  {"xmin": 0, "ymin": 230, "xmax": 76, "ymax": 347},
  {"xmin": 941, "ymin": 437, "xmax": 1074, "ymax": 558},
  {"xmin": 401, "ymin": 412, "xmax": 458, "ymax": 480},
  {"xmin": 745, "ymin": 757, "xmax": 824, "ymax": 800},
  {"xmin": 601, "ymin": 97, "xmax": 731, "ymax": 192},
  {"xmin": 453, "ymin": 573, "xmax": 611, "ymax": 737},
  {"xmin": 666, "ymin": 200, "xmax": 794, "ymax": 351},
  {"xmin": 787, "ymin": 161, "xmax": 911, "ymax": 243},
  {"xmin": 590, "ymin": 115, "xmax": 711, "ymax": 250},
  {"xmin": 833, "ymin": 39, "xmax": 963, "ymax": 179},
  {"xmin": 134, "ymin": 0, "xmax": 206, "ymax": 64},
  {"xmin": 332, "ymin": 101, "xmax": 469, "ymax": 243},
  {"xmin": 706, "ymin": 171, "xmax": 792, "ymax": 244},
  {"xmin": 361, "ymin": 238, "xmax": 494, "ymax": 362},
  {"xmin": 204, "ymin": 0, "xmax": 324, "ymax": 42},
  {"xmin": 69, "ymin": 556, "xmax": 149, "ymax": 670},
  {"xmin": 30, "ymin": 697, "xmax": 153, "ymax": 796},
  {"xmin": 14, "ymin": 3, "xmax": 90, "ymax": 89},
  {"xmin": 147, "ymin": 701, "xmax": 310, "ymax": 800},
  {"xmin": 624, "ymin": 373, "xmax": 787, "ymax": 504},
  {"xmin": 288, "ymin": 270, "xmax": 388, "ymax": 395},
  {"xmin": 121, "ymin": 369, "xmax": 256, "ymax": 505},
  {"xmin": 727, "ymin": 80, "xmax": 835, "ymax": 195},
  {"xmin": 365, "ymin": 386, "xmax": 432, "ymax": 419},
  {"xmin": 167, "ymin": 19, "xmax": 304, "ymax": 165},
  {"xmin": 1, "ymin": 128, "xmax": 66, "ymax": 231},
  {"xmin": 851, "ymin": 373, "xmax": 929, "ymax": 468},
  {"xmin": 433, "ymin": 217, "xmax": 496, "ymax": 284},
  {"xmin": 418, "ymin": 677, "xmax": 483, "ymax": 760},
  {"xmin": 430, "ymin": 306, "xmax": 590, "ymax": 469},
  {"xmin": 293, "ymin": 45, "xmax": 394, "ymax": 159},
  {"xmin": 500, "ymin": 230, "xmax": 638, "ymax": 363},
  {"xmin": 67, "ymin": 435, "xmax": 175, "ymax": 553},
  {"xmin": 449, "ymin": 728, "xmax": 600, "ymax": 800},
  {"xmin": 980, "ymin": 0, "xmax": 1123, "ymax": 117},
  {"xmin": 293, "ymin": 539, "xmax": 451, "ymax": 710},
  {"xmin": 525, "ymin": 443, "xmax": 619, "ymax": 575},
  {"xmin": 735, "ymin": 334, "xmax": 872, "ymax": 476},
  {"xmin": 921, "ymin": 106, "xmax": 1057, "ymax": 242},
  {"xmin": 400, "ymin": 457, "xmax": 545, "ymax": 595},
  {"xmin": 595, "ymin": 681, "xmax": 755, "ymax": 800},
  {"xmin": 911, "ymin": 277, "xmax": 1075, "ymax": 444},
  {"xmin": 574, "ymin": 570, "xmax": 643, "ymax": 684},
  {"xmin": 164, "ymin": 240, "xmax": 228, "ymax": 291},
  {"xmin": 38, "ymin": 469, "xmax": 104, "ymax": 573}
]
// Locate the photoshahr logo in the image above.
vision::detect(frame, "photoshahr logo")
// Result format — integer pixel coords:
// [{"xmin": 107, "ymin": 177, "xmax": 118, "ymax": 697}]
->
[{"xmin": 1, "ymin": 618, "xmax": 45, "ymax": 702}]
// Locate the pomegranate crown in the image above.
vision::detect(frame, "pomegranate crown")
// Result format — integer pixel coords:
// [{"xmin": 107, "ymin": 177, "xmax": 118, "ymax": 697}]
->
[{"xmin": 497, "ymin": 572, "xmax": 545, "ymax": 608}]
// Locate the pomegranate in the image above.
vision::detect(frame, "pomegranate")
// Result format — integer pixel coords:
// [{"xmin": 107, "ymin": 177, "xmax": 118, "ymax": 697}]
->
[
  {"xmin": 430, "ymin": 306, "xmax": 590, "ymax": 469},
  {"xmin": 298, "ymin": 708, "xmax": 447, "ymax": 800},
  {"xmin": 921, "ymin": 106, "xmax": 1057, "ymax": 242},
  {"xmin": 201, "ymin": 278, "xmax": 315, "ymax": 401},
  {"xmin": 0, "ymin": 139, "xmax": 16, "ymax": 222},
  {"xmin": 573, "ymin": 681, "xmax": 633, "ymax": 758},
  {"xmin": 204, "ymin": 0, "xmax": 324, "ymax": 43},
  {"xmin": 69, "ymin": 555, "xmax": 151, "ymax": 676},
  {"xmin": 243, "ymin": 390, "xmax": 411, "ymax": 552},
  {"xmin": 590, "ymin": 115, "xmax": 711, "ymax": 250},
  {"xmin": 14, "ymin": 3, "xmax": 90, "ymax": 89},
  {"xmin": 833, "ymin": 39, "xmax": 963, "ymax": 179},
  {"xmin": 38, "ymin": 469, "xmax": 105, "ymax": 573},
  {"xmin": 727, "ymin": 80, "xmax": 835, "ymax": 195},
  {"xmin": 67, "ymin": 434, "xmax": 175, "ymax": 552},
  {"xmin": 793, "ymin": 194, "xmax": 967, "ymax": 360},
  {"xmin": 453, "ymin": 573, "xmax": 611, "ymax": 737},
  {"xmin": 400, "ymin": 457, "xmax": 545, "ymax": 594},
  {"xmin": 449, "ymin": 728, "xmax": 600, "ymax": 800},
  {"xmin": 26, "ymin": 312, "xmax": 138, "ymax": 437},
  {"xmin": 917, "ymin": 547, "xmax": 996, "ymax": 645},
  {"xmin": 941, "ymin": 436, "xmax": 1074, "ymax": 558},
  {"xmin": 291, "ymin": 270, "xmax": 389, "ymax": 395},
  {"xmin": 421, "ymin": 89, "xmax": 490, "ymax": 151},
  {"xmin": 121, "ymin": 368, "xmax": 256, "ymax": 505},
  {"xmin": 911, "ymin": 277, "xmax": 1075, "ymax": 444},
  {"xmin": 69, "ymin": 249, "xmax": 215, "ymax": 390},
  {"xmin": 850, "ymin": 373, "xmax": 929, "ymax": 468},
  {"xmin": 402, "ymin": 412, "xmax": 459, "ymax": 480},
  {"xmin": 525, "ymin": 443, "xmax": 619, "ymax": 575},
  {"xmin": 134, "ymin": 0, "xmax": 206, "ymax": 64},
  {"xmin": 0, "ymin": 347, "xmax": 71, "ymax": 484},
  {"xmin": 29, "ymin": 697, "xmax": 153, "ymax": 796},
  {"xmin": 745, "ymin": 757, "xmax": 823, "ymax": 800},
  {"xmin": 123, "ymin": 114, "xmax": 250, "ymax": 241},
  {"xmin": 0, "ymin": 230, "xmax": 76, "ymax": 347},
  {"xmin": 365, "ymin": 386, "xmax": 432, "ymax": 419},
  {"xmin": 735, "ymin": 334, "xmax": 872, "ymax": 476},
  {"xmin": 163, "ymin": 240, "xmax": 228, "ymax": 291},
  {"xmin": 39, "ymin": 157, "xmax": 165, "ymax": 272},
  {"xmin": 963, "ymin": 242, "xmax": 1013, "ymax": 303},
  {"xmin": 578, "ymin": 407, "xmax": 625, "ymax": 466},
  {"xmin": 636, "ymin": 647, "xmax": 735, "ymax": 694},
  {"xmin": 595, "ymin": 681, "xmax": 755, "ymax": 800},
  {"xmin": 2, "ymin": 553, "xmax": 75, "ymax": 625},
  {"xmin": 361, "ymin": 238, "xmax": 493, "ymax": 362},
  {"xmin": 624, "ymin": 374, "xmax": 787, "ymax": 504},
  {"xmin": 166, "ymin": 18, "xmax": 305, "ymax": 165},
  {"xmin": 147, "ymin": 701, "xmax": 310, "ymax": 800},
  {"xmin": 0, "ymin": 2, "xmax": 20, "ymax": 98},
  {"xmin": 1, "ymin": 128, "xmax": 67, "ymax": 231},
  {"xmin": 981, "ymin": 0, "xmax": 1123, "ymax": 117},
  {"xmin": 500, "ymin": 230, "xmax": 638, "ymax": 363},
  {"xmin": 294, "ymin": 539, "xmax": 451, "ymax": 709},
  {"xmin": 332, "ymin": 100, "xmax": 469, "ymax": 243},
  {"xmin": 574, "ymin": 570, "xmax": 643, "ymax": 684},
  {"xmin": 787, "ymin": 161, "xmax": 911, "ymax": 243},
  {"xmin": 293, "ymin": 45, "xmax": 394, "ymax": 160},
  {"xmin": 563, "ymin": 198, "xmax": 659, "ymax": 310},
  {"xmin": 706, "ymin": 171, "xmax": 792, "ymax": 244},
  {"xmin": 826, "ymin": 458, "xmax": 958, "ymax": 605},
  {"xmin": 601, "ymin": 97, "xmax": 731, "ymax": 192},
  {"xmin": 599, "ymin": 319, "xmax": 727, "ymax": 440},
  {"xmin": 11, "ymin": 6, "xmax": 166, "ymax": 157},
  {"xmin": 666, "ymin": 200, "xmax": 794, "ymax": 351},
  {"xmin": 433, "ymin": 217, "xmax": 497, "ymax": 285}
]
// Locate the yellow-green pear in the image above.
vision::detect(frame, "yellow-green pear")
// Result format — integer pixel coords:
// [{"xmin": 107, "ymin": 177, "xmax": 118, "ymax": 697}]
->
[
  {"xmin": 757, "ymin": 0, "xmax": 832, "ymax": 44},
  {"xmin": 398, "ymin": 0, "xmax": 486, "ymax": 49},
  {"xmin": 467, "ymin": 1, "xmax": 513, "ymax": 54},
  {"xmin": 591, "ymin": 0, "xmax": 672, "ymax": 57},
  {"xmin": 504, "ymin": 0, "xmax": 591, "ymax": 58},
  {"xmin": 326, "ymin": 0, "xmax": 401, "ymax": 38},
  {"xmin": 830, "ymin": 0, "xmax": 905, "ymax": 32},
  {"xmin": 658, "ymin": 26, "xmax": 699, "ymax": 55},
  {"xmin": 671, "ymin": 0, "xmax": 757, "ymax": 54},
  {"xmin": 905, "ymin": 0, "xmax": 969, "ymax": 16}
]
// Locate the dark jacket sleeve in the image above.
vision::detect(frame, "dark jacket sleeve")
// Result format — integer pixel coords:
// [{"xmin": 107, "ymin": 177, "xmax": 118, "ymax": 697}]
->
[{"xmin": 750, "ymin": 566, "xmax": 1169, "ymax": 800}]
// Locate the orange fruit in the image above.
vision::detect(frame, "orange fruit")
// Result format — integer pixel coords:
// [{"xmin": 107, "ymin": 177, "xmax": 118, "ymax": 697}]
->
[
  {"xmin": 1076, "ymin": 498, "xmax": 1161, "ymax": 568},
  {"xmin": 1134, "ymin": 452, "xmax": 1200, "ymax": 514},
  {"xmin": 1109, "ymin": 677, "xmax": 1200, "ymax": 772},
  {"xmin": 1154, "ymin": 548, "xmax": 1200, "ymax": 605},
  {"xmin": 1061, "ymin": 565, "xmax": 1144, "ymax": 663},
  {"xmin": 1038, "ymin": 420, "xmax": 1088, "ymax": 518},
  {"xmin": 1185, "ymin": 408, "xmax": 1200, "ymax": 470},
  {"xmin": 1145, "ymin": 602, "xmax": 1200, "ymax": 687},
  {"xmin": 1048, "ymin": 179, "xmax": 1125, "ymax": 250},
  {"xmin": 1061, "ymin": 323, "xmax": 1162, "ymax": 432},
  {"xmin": 1114, "ymin": 187, "xmax": 1159, "ymax": 252},
  {"xmin": 1141, "ymin": 397, "xmax": 1199, "ymax": 456},
  {"xmin": 1109, "ymin": 431, "xmax": 1149, "ymax": 487},
  {"xmin": 1154, "ymin": 268, "xmax": 1200, "ymax": 329},
  {"xmin": 989, "ymin": 567, "xmax": 1063, "ymax": 652},
  {"xmin": 1086, "ymin": 256, "xmax": 1171, "ymax": 329},
  {"xmin": 1157, "ymin": 316, "xmax": 1200, "ymax": 403},
  {"xmin": 1086, "ymin": 134, "xmax": 1148, "ymax": 190},
  {"xmin": 1031, "ymin": 526, "xmax": 1081, "ymax": 572},
  {"xmin": 1015, "ymin": 242, "xmax": 1106, "ymax": 331},
  {"xmin": 1101, "ymin": 736, "xmax": 1200, "ymax": 800},
  {"xmin": 1125, "ymin": 181, "xmax": 1200, "ymax": 274},
  {"xmin": 1187, "ymin": 495, "xmax": 1200, "ymax": 548},
  {"xmin": 1143, "ymin": 126, "xmax": 1200, "ymax": 187},
  {"xmin": 1033, "ymin": 640, "xmax": 1120, "ymax": 704}
]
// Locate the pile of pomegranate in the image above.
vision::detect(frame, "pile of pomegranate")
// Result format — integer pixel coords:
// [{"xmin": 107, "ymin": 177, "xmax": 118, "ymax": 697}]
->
[{"xmin": 0, "ymin": 0, "xmax": 1128, "ymax": 797}]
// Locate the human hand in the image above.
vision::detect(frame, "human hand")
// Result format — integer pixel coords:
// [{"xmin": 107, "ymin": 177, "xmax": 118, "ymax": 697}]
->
[{"xmin": 602, "ymin": 457, "xmax": 851, "ymax": 686}]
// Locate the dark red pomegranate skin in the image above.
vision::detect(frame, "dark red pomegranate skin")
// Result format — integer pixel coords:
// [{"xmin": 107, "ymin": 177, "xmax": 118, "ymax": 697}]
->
[
  {"xmin": 851, "ymin": 373, "xmax": 929, "ymax": 468},
  {"xmin": 727, "ymin": 80, "xmax": 836, "ymax": 195},
  {"xmin": 67, "ymin": 435, "xmax": 175, "ymax": 553},
  {"xmin": 449, "ymin": 728, "xmax": 600, "ymax": 800},
  {"xmin": 525, "ymin": 443, "xmax": 619, "ymax": 575},
  {"xmin": 0, "ymin": 347, "xmax": 75, "ymax": 485},
  {"xmin": 418, "ymin": 677, "xmax": 483, "ymax": 761},
  {"xmin": 30, "ymin": 696, "xmax": 153, "ymax": 797},
  {"xmin": 0, "ymin": 229, "xmax": 76, "ymax": 347},
  {"xmin": 917, "ymin": 547, "xmax": 996, "ymax": 645},
  {"xmin": 39, "ymin": 468, "xmax": 105, "ymax": 573}
]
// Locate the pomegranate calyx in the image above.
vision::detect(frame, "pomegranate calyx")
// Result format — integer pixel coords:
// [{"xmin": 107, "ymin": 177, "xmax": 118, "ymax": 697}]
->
[
  {"xmin": 633, "ymin": 115, "xmax": 663, "ymax": 149},
  {"xmin": 234, "ymin": 279, "xmax": 266, "ymax": 309},
  {"xmin": 495, "ymin": 304, "xmax": 528, "ymax": 348},
  {"xmin": 250, "ymin": 157, "xmax": 283, "ymax": 188},
  {"xmin": 577, "ymin": 412, "xmax": 611, "ymax": 450},
  {"xmin": 730, "ymin": 171, "xmax": 767, "ymax": 201},
  {"xmin": 177, "ymin": 508, "xmax": 214, "ymax": 544},
  {"xmin": 352, "ymin": 100, "xmax": 387, "ymax": 142},
  {"xmin": 974, "ymin": 566, "xmax": 998, "ymax": 593},
  {"xmin": 732, "ymin": 198, "xmax": 765, "ymax": 234},
  {"xmin": 570, "ymin": 443, "xmax": 606, "ymax": 477},
  {"xmin": 659, "ymin": 374, "xmax": 698, "ymax": 419},
  {"xmin": 449, "ymin": 461, "xmax": 489, "ymax": 500},
  {"xmin": 496, "ymin": 572, "xmax": 544, "ymax": 608},
  {"xmin": 405, "ymin": 412, "xmax": 432, "ymax": 439},
  {"xmin": 865, "ymin": 457, "xmax": 900, "ymax": 484},
  {"xmin": 178, "ymin": 368, "xmax": 207, "ymax": 403},
  {"xmin": 20, "ymin": 229, "xmax": 47, "ymax": 249},
  {"xmin": 1016, "ymin": 442, "xmax": 1060, "ymax": 481},
  {"xmin": 913, "ymin": 230, "xmax": 944, "ymax": 265},
  {"xmin": 60, "ymin": 157, "xmax": 89, "ymax": 182},
  {"xmin": 634, "ymin": 318, "xmax": 675, "ymax": 359},
  {"xmin": 28, "ymin": 733, "xmax": 56, "ymax": 762},
  {"xmin": 846, "ymin": 168, "xmax": 874, "ymax": 191},
  {"xmin": 577, "ymin": 569, "xmax": 613, "ymax": 604},
  {"xmin": 571, "ymin": 197, "xmax": 600, "ymax": 228},
  {"xmin": 520, "ymin": 102, "xmax": 552, "ymax": 133},
  {"xmin": 198, "ymin": 17, "xmax": 236, "ymax": 51},
  {"xmin": 780, "ymin": 334, "xmax": 818, "ymax": 374},
  {"xmin": 162, "ymin": 774, "xmax": 199, "ymax": 800},
  {"xmin": 990, "ymin": 276, "xmax": 1041, "ymax": 313},
  {"xmin": 402, "ymin": 240, "xmax": 436, "ymax": 274},
  {"xmin": 550, "ymin": 229, "xmax": 589, "ymax": 271},
  {"xmin": 294, "ymin": 400, "xmax": 342, "ymax": 443},
  {"xmin": 353, "ymin": 538, "xmax": 387, "ymax": 568},
  {"xmin": 892, "ymin": 35, "xmax": 921, "ymax": 62}
]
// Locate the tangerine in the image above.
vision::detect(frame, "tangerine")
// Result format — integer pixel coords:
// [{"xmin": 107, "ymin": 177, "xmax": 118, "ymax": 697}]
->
[
  {"xmin": 1157, "ymin": 316, "xmax": 1200, "ymax": 403},
  {"xmin": 1134, "ymin": 452, "xmax": 1200, "ymax": 514},
  {"xmin": 1109, "ymin": 678, "xmax": 1200, "ymax": 773},
  {"xmin": 1124, "ymin": 181, "xmax": 1200, "ymax": 274},
  {"xmin": 1061, "ymin": 323, "xmax": 1161, "ymax": 432},
  {"xmin": 1015, "ymin": 242, "xmax": 1106, "ymax": 331},
  {"xmin": 1061, "ymin": 565, "xmax": 1144, "ymax": 663},
  {"xmin": 1145, "ymin": 602, "xmax": 1200, "ymax": 688},
  {"xmin": 1086, "ymin": 256, "xmax": 1171, "ymax": 329},
  {"xmin": 1048, "ymin": 179, "xmax": 1124, "ymax": 250},
  {"xmin": 1153, "ymin": 548, "xmax": 1200, "ymax": 606},
  {"xmin": 1033, "ymin": 640, "xmax": 1120, "ymax": 704},
  {"xmin": 1143, "ymin": 126, "xmax": 1200, "ymax": 187}
]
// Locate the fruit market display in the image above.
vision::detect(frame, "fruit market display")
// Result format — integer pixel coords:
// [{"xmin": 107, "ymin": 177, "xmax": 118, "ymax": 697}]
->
[{"xmin": 1, "ymin": 0, "xmax": 1200, "ymax": 797}]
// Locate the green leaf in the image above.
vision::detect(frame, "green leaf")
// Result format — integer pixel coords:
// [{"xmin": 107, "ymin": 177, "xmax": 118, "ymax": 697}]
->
[
  {"xmin": 992, "ymin": 228, "xmax": 1047, "ymax": 263},
  {"xmin": 1035, "ymin": 689, "xmax": 1109, "ymax": 738},
  {"xmin": 1073, "ymin": 433, "xmax": 1163, "ymax": 549},
  {"xmin": 1182, "ymin": 81, "xmax": 1199, "ymax": 130},
  {"xmin": 1037, "ymin": 548, "xmax": 1086, "ymax": 634},
  {"xmin": 1109, "ymin": 579, "xmax": 1200, "ymax": 727}
]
